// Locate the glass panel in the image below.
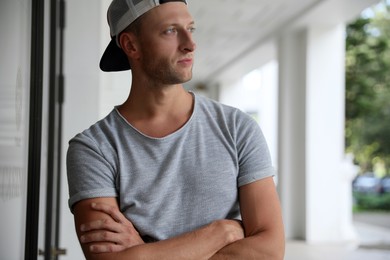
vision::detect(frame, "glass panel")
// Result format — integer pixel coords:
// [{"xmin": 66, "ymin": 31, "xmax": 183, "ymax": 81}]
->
[{"xmin": 0, "ymin": 1, "xmax": 31, "ymax": 259}]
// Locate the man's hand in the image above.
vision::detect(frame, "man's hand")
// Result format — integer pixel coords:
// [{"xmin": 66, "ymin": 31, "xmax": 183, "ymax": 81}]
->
[
  {"xmin": 210, "ymin": 177, "xmax": 285, "ymax": 259},
  {"xmin": 79, "ymin": 202, "xmax": 145, "ymax": 253},
  {"xmin": 73, "ymin": 198, "xmax": 247, "ymax": 259},
  {"xmin": 220, "ymin": 219, "xmax": 244, "ymax": 244}
]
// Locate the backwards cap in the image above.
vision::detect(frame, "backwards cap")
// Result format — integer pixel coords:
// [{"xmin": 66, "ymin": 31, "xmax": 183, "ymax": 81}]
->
[{"xmin": 100, "ymin": 0, "xmax": 188, "ymax": 72}]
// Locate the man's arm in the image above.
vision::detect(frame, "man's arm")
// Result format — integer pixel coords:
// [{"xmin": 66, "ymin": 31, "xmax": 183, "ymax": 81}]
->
[
  {"xmin": 73, "ymin": 197, "xmax": 244, "ymax": 260},
  {"xmin": 210, "ymin": 176, "xmax": 285, "ymax": 260}
]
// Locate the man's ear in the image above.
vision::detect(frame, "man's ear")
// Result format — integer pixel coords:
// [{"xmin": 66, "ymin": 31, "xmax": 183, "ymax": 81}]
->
[{"xmin": 119, "ymin": 32, "xmax": 139, "ymax": 59}]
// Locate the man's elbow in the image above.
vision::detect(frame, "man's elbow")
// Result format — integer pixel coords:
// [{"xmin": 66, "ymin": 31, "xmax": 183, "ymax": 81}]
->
[
  {"xmin": 251, "ymin": 230, "xmax": 285, "ymax": 260},
  {"xmin": 270, "ymin": 246, "xmax": 285, "ymax": 260}
]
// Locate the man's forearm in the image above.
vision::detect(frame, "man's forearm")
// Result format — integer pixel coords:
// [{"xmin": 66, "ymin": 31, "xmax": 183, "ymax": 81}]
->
[
  {"xmin": 210, "ymin": 177, "xmax": 286, "ymax": 260},
  {"xmin": 83, "ymin": 219, "xmax": 243, "ymax": 260},
  {"xmin": 209, "ymin": 231, "xmax": 285, "ymax": 260}
]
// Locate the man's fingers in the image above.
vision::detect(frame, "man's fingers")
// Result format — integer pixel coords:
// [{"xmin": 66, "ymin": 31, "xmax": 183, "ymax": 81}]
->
[
  {"xmin": 78, "ymin": 202, "xmax": 145, "ymax": 251},
  {"xmin": 80, "ymin": 230, "xmax": 122, "ymax": 244},
  {"xmin": 91, "ymin": 202, "xmax": 128, "ymax": 224},
  {"xmin": 89, "ymin": 243, "xmax": 125, "ymax": 254},
  {"xmin": 80, "ymin": 218, "xmax": 120, "ymax": 233}
]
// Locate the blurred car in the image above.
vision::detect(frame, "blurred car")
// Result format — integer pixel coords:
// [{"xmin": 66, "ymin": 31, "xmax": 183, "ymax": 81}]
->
[
  {"xmin": 380, "ymin": 177, "xmax": 390, "ymax": 193},
  {"xmin": 352, "ymin": 175, "xmax": 382, "ymax": 193}
]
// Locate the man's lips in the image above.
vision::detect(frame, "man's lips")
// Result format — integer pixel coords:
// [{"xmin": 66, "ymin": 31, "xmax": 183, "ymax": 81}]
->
[{"xmin": 178, "ymin": 57, "xmax": 193, "ymax": 66}]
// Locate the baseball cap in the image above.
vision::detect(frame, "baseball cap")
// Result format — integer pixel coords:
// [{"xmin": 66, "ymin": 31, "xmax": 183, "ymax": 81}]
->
[{"xmin": 100, "ymin": 0, "xmax": 188, "ymax": 72}]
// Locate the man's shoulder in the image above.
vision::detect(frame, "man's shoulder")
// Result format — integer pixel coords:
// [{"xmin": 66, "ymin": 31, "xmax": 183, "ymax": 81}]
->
[
  {"xmin": 195, "ymin": 94, "xmax": 251, "ymax": 121},
  {"xmin": 196, "ymin": 94, "xmax": 238, "ymax": 114},
  {"xmin": 70, "ymin": 109, "xmax": 121, "ymax": 144}
]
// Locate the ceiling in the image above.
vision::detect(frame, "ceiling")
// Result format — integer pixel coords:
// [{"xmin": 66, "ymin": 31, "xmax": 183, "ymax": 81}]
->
[{"xmin": 186, "ymin": 0, "xmax": 378, "ymax": 89}]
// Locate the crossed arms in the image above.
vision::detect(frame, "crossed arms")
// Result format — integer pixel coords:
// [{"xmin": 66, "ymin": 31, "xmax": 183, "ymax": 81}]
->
[{"xmin": 72, "ymin": 177, "xmax": 285, "ymax": 259}]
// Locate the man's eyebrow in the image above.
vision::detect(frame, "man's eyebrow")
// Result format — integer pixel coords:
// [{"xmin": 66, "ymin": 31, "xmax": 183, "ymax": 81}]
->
[
  {"xmin": 162, "ymin": 21, "xmax": 195, "ymax": 27},
  {"xmin": 184, "ymin": 21, "xmax": 196, "ymax": 28}
]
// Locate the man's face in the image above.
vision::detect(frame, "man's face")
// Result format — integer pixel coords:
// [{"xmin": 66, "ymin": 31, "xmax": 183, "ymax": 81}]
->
[{"xmin": 136, "ymin": 2, "xmax": 196, "ymax": 85}]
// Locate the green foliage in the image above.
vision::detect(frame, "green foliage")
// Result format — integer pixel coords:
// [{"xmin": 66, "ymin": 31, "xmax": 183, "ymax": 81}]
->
[
  {"xmin": 346, "ymin": 0, "xmax": 390, "ymax": 175},
  {"xmin": 353, "ymin": 192, "xmax": 390, "ymax": 211}
]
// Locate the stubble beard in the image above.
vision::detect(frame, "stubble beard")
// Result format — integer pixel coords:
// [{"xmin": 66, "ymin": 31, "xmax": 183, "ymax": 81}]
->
[{"xmin": 141, "ymin": 56, "xmax": 193, "ymax": 86}]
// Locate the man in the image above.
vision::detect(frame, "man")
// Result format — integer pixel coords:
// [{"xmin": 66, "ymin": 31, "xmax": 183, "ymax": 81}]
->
[{"xmin": 67, "ymin": 0, "xmax": 285, "ymax": 259}]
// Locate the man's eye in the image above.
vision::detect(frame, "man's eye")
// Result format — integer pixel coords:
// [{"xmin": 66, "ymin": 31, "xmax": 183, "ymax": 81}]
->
[
  {"xmin": 165, "ymin": 28, "xmax": 177, "ymax": 34},
  {"xmin": 188, "ymin": 27, "xmax": 196, "ymax": 33}
]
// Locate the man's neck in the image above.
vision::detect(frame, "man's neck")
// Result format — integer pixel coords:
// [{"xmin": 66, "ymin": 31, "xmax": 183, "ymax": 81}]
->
[{"xmin": 118, "ymin": 83, "xmax": 194, "ymax": 138}]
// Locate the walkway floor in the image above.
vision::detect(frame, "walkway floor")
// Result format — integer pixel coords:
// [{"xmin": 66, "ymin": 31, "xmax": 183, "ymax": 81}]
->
[{"xmin": 285, "ymin": 212, "xmax": 390, "ymax": 260}]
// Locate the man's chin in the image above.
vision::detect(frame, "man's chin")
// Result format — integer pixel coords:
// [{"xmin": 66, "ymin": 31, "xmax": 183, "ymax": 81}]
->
[
  {"xmin": 173, "ymin": 73, "xmax": 192, "ymax": 85},
  {"xmin": 182, "ymin": 75, "xmax": 193, "ymax": 84},
  {"xmin": 162, "ymin": 69, "xmax": 193, "ymax": 85},
  {"xmin": 182, "ymin": 70, "xmax": 193, "ymax": 82}
]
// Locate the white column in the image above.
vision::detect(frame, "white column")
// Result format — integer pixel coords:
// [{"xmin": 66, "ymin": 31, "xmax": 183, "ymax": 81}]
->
[
  {"xmin": 306, "ymin": 25, "xmax": 351, "ymax": 243},
  {"xmin": 278, "ymin": 25, "xmax": 357, "ymax": 243},
  {"xmin": 277, "ymin": 29, "xmax": 308, "ymax": 240}
]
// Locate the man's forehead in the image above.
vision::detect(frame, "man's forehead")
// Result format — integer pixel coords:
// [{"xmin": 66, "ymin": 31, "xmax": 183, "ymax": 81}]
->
[{"xmin": 143, "ymin": 2, "xmax": 193, "ymax": 24}]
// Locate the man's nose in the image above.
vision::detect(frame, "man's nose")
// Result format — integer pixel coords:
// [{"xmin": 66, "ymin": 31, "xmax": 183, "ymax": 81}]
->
[{"xmin": 180, "ymin": 30, "xmax": 196, "ymax": 52}]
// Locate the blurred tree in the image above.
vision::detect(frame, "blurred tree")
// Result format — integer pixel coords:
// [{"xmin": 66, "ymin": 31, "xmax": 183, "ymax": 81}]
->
[{"xmin": 345, "ymin": 0, "xmax": 390, "ymax": 175}]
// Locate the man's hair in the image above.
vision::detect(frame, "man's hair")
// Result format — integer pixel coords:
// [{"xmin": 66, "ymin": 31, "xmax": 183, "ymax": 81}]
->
[
  {"xmin": 122, "ymin": 15, "xmax": 144, "ymax": 36},
  {"xmin": 117, "ymin": 16, "xmax": 143, "ymax": 51}
]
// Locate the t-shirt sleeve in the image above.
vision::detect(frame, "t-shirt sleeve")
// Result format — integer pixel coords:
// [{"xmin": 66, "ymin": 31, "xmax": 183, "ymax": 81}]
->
[
  {"xmin": 66, "ymin": 133, "xmax": 118, "ymax": 212},
  {"xmin": 235, "ymin": 113, "xmax": 276, "ymax": 187}
]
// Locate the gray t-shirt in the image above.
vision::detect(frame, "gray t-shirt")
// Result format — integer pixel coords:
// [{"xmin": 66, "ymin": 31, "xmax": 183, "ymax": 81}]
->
[{"xmin": 67, "ymin": 93, "xmax": 275, "ymax": 241}]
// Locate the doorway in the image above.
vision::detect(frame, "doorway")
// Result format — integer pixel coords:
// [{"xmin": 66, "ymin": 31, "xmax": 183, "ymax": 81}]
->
[{"xmin": 0, "ymin": 0, "xmax": 66, "ymax": 259}]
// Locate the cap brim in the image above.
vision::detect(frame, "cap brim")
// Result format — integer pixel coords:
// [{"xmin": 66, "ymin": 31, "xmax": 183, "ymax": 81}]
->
[{"xmin": 99, "ymin": 39, "xmax": 131, "ymax": 72}]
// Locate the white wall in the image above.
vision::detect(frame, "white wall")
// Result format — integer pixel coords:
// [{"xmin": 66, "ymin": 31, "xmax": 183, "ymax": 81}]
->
[{"xmin": 60, "ymin": 0, "xmax": 104, "ymax": 258}]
